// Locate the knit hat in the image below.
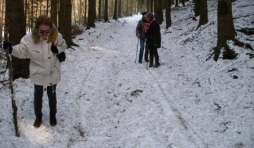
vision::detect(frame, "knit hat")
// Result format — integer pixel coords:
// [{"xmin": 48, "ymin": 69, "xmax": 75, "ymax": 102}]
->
[
  {"xmin": 146, "ymin": 12, "xmax": 154, "ymax": 20},
  {"xmin": 141, "ymin": 12, "xmax": 147, "ymax": 16}
]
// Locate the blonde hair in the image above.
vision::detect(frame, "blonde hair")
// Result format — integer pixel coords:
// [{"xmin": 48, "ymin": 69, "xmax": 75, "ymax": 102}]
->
[{"xmin": 35, "ymin": 15, "xmax": 53, "ymax": 29}]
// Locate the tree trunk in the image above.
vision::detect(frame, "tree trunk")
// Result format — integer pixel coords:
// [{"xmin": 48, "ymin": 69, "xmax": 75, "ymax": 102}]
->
[
  {"xmin": 194, "ymin": 0, "xmax": 200, "ymax": 16},
  {"xmin": 59, "ymin": 0, "xmax": 73, "ymax": 47},
  {"xmin": 46, "ymin": 0, "xmax": 49, "ymax": 15},
  {"xmin": 98, "ymin": 0, "xmax": 102, "ymax": 19},
  {"xmin": 84, "ymin": 0, "xmax": 87, "ymax": 25},
  {"xmin": 118, "ymin": 0, "xmax": 122, "ymax": 17},
  {"xmin": 113, "ymin": 0, "xmax": 118, "ymax": 20},
  {"xmin": 181, "ymin": 0, "xmax": 185, "ymax": 6},
  {"xmin": 175, "ymin": 0, "xmax": 179, "ymax": 7},
  {"xmin": 104, "ymin": 0, "xmax": 109, "ymax": 22},
  {"xmin": 147, "ymin": 0, "xmax": 151, "ymax": 12},
  {"xmin": 24, "ymin": 0, "xmax": 28, "ymax": 32},
  {"xmin": 126, "ymin": 0, "xmax": 129, "ymax": 15},
  {"xmin": 166, "ymin": 0, "xmax": 172, "ymax": 29},
  {"xmin": 87, "ymin": 0, "xmax": 96, "ymax": 29},
  {"xmin": 79, "ymin": 0, "xmax": 82, "ymax": 25},
  {"xmin": 151, "ymin": 0, "xmax": 153, "ymax": 12},
  {"xmin": 214, "ymin": 0, "xmax": 235, "ymax": 61},
  {"xmin": 171, "ymin": 0, "xmax": 174, "ymax": 5},
  {"xmin": 197, "ymin": 0, "xmax": 208, "ymax": 29},
  {"xmin": 51, "ymin": 0, "xmax": 58, "ymax": 26},
  {"xmin": 31, "ymin": 0, "xmax": 34, "ymax": 28},
  {"xmin": 154, "ymin": 0, "xmax": 163, "ymax": 24},
  {"xmin": 0, "ymin": 0, "xmax": 2, "ymax": 42},
  {"xmin": 5, "ymin": 0, "xmax": 29, "ymax": 79}
]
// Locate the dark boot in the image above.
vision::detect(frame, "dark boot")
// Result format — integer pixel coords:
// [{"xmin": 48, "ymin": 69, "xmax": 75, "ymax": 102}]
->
[
  {"xmin": 50, "ymin": 112, "xmax": 57, "ymax": 126},
  {"xmin": 149, "ymin": 54, "xmax": 154, "ymax": 67},
  {"xmin": 144, "ymin": 48, "xmax": 149, "ymax": 62},
  {"xmin": 154, "ymin": 56, "xmax": 160, "ymax": 68},
  {"xmin": 33, "ymin": 113, "xmax": 42, "ymax": 128}
]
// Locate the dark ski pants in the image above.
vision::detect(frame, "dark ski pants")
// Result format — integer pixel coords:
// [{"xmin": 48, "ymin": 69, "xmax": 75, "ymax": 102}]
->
[
  {"xmin": 34, "ymin": 84, "xmax": 57, "ymax": 115},
  {"xmin": 139, "ymin": 38, "xmax": 149, "ymax": 63},
  {"xmin": 146, "ymin": 41, "xmax": 159, "ymax": 65}
]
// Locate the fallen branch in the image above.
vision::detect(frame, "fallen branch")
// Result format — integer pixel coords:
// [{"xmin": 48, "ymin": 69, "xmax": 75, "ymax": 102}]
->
[
  {"xmin": 0, "ymin": 79, "xmax": 8, "ymax": 83},
  {"xmin": 233, "ymin": 14, "xmax": 254, "ymax": 20},
  {"xmin": 233, "ymin": 39, "xmax": 253, "ymax": 50},
  {"xmin": 237, "ymin": 4, "xmax": 254, "ymax": 8},
  {"xmin": 236, "ymin": 27, "xmax": 254, "ymax": 35}
]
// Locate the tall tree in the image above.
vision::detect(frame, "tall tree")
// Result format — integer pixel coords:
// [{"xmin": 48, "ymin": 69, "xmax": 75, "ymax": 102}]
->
[
  {"xmin": 104, "ymin": 0, "xmax": 109, "ymax": 22},
  {"xmin": 147, "ymin": 0, "xmax": 151, "ymax": 12},
  {"xmin": 84, "ymin": 0, "xmax": 88, "ymax": 25},
  {"xmin": 98, "ymin": 0, "xmax": 102, "ymax": 19},
  {"xmin": 196, "ymin": 0, "xmax": 208, "ymax": 29},
  {"xmin": 181, "ymin": 0, "xmax": 185, "ymax": 6},
  {"xmin": 113, "ymin": 0, "xmax": 118, "ymax": 20},
  {"xmin": 214, "ymin": 0, "xmax": 235, "ymax": 61},
  {"xmin": 118, "ymin": 0, "xmax": 122, "ymax": 17},
  {"xmin": 5, "ymin": 0, "xmax": 29, "ymax": 79},
  {"xmin": 175, "ymin": 0, "xmax": 179, "ymax": 7},
  {"xmin": 51, "ymin": 0, "xmax": 58, "ymax": 26},
  {"xmin": 59, "ymin": 0, "xmax": 73, "ymax": 47},
  {"xmin": 166, "ymin": 0, "xmax": 172, "ymax": 29},
  {"xmin": 87, "ymin": 0, "xmax": 96, "ymax": 29},
  {"xmin": 126, "ymin": 0, "xmax": 129, "ymax": 15},
  {"xmin": 151, "ymin": 0, "xmax": 154, "ymax": 12},
  {"xmin": 154, "ymin": 0, "xmax": 163, "ymax": 24},
  {"xmin": 194, "ymin": 0, "xmax": 201, "ymax": 16},
  {"xmin": 31, "ymin": 0, "xmax": 34, "ymax": 28},
  {"xmin": 0, "ymin": 0, "xmax": 2, "ymax": 42},
  {"xmin": 46, "ymin": 0, "xmax": 49, "ymax": 15}
]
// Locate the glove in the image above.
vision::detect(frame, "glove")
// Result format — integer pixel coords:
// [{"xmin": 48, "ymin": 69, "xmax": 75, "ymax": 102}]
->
[
  {"xmin": 57, "ymin": 52, "xmax": 66, "ymax": 63},
  {"xmin": 51, "ymin": 43, "xmax": 59, "ymax": 54},
  {"xmin": 3, "ymin": 41, "xmax": 13, "ymax": 54}
]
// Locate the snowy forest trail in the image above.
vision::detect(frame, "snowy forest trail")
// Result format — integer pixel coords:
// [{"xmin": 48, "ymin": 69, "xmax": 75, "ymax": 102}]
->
[
  {"xmin": 62, "ymin": 16, "xmax": 201, "ymax": 147},
  {"xmin": 1, "ymin": 1, "xmax": 254, "ymax": 147}
]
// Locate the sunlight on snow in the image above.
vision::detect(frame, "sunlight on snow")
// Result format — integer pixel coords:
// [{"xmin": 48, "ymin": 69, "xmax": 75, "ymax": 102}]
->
[
  {"xmin": 90, "ymin": 46, "xmax": 121, "ymax": 54},
  {"xmin": 22, "ymin": 119, "xmax": 53, "ymax": 145}
]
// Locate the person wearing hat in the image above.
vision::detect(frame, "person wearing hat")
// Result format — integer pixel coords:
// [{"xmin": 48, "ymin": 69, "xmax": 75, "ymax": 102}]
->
[
  {"xmin": 136, "ymin": 12, "xmax": 149, "ymax": 63},
  {"xmin": 144, "ymin": 12, "xmax": 161, "ymax": 68}
]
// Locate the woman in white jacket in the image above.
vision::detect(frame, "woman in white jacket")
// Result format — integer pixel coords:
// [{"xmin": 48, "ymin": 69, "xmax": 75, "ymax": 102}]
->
[{"xmin": 4, "ymin": 15, "xmax": 67, "ymax": 128}]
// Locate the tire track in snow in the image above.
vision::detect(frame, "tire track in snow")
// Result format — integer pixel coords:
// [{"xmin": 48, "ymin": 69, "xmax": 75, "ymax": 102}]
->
[
  {"xmin": 146, "ymin": 66, "xmax": 208, "ymax": 147},
  {"xmin": 65, "ymin": 49, "xmax": 108, "ymax": 147}
]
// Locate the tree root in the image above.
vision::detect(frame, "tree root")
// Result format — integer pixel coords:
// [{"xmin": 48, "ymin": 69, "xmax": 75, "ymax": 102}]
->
[
  {"xmin": 233, "ymin": 14, "xmax": 254, "ymax": 20},
  {"xmin": 233, "ymin": 39, "xmax": 253, "ymax": 50},
  {"xmin": 236, "ymin": 27, "xmax": 254, "ymax": 35}
]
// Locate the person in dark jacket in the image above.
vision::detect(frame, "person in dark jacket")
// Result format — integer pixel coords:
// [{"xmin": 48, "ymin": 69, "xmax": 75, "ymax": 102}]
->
[
  {"xmin": 136, "ymin": 12, "xmax": 149, "ymax": 63},
  {"xmin": 144, "ymin": 12, "xmax": 161, "ymax": 68}
]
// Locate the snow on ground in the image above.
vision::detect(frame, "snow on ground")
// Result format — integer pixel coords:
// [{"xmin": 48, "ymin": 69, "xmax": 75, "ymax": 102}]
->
[{"xmin": 0, "ymin": 0, "xmax": 254, "ymax": 147}]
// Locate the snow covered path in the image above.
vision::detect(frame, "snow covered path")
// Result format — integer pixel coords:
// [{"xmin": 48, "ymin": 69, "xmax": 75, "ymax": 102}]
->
[
  {"xmin": 64, "ymin": 17, "xmax": 200, "ymax": 147},
  {"xmin": 1, "ymin": 1, "xmax": 254, "ymax": 147}
]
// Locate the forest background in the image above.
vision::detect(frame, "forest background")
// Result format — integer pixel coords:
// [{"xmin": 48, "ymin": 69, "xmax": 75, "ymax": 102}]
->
[{"xmin": 0, "ymin": 0, "xmax": 252, "ymax": 90}]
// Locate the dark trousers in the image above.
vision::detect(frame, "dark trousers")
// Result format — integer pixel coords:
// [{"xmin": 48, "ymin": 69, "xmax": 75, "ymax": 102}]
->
[
  {"xmin": 146, "ymin": 41, "xmax": 159, "ymax": 65},
  {"xmin": 34, "ymin": 84, "xmax": 57, "ymax": 115}
]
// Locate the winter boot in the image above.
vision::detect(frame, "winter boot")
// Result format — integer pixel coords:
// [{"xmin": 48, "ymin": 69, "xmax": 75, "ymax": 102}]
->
[
  {"xmin": 154, "ymin": 56, "xmax": 160, "ymax": 68},
  {"xmin": 33, "ymin": 113, "xmax": 42, "ymax": 128},
  {"xmin": 149, "ymin": 55, "xmax": 154, "ymax": 67},
  {"xmin": 50, "ymin": 112, "xmax": 57, "ymax": 126}
]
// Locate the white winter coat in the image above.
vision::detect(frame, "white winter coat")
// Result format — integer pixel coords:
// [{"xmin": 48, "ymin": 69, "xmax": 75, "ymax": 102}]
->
[{"xmin": 11, "ymin": 28, "xmax": 67, "ymax": 88}]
